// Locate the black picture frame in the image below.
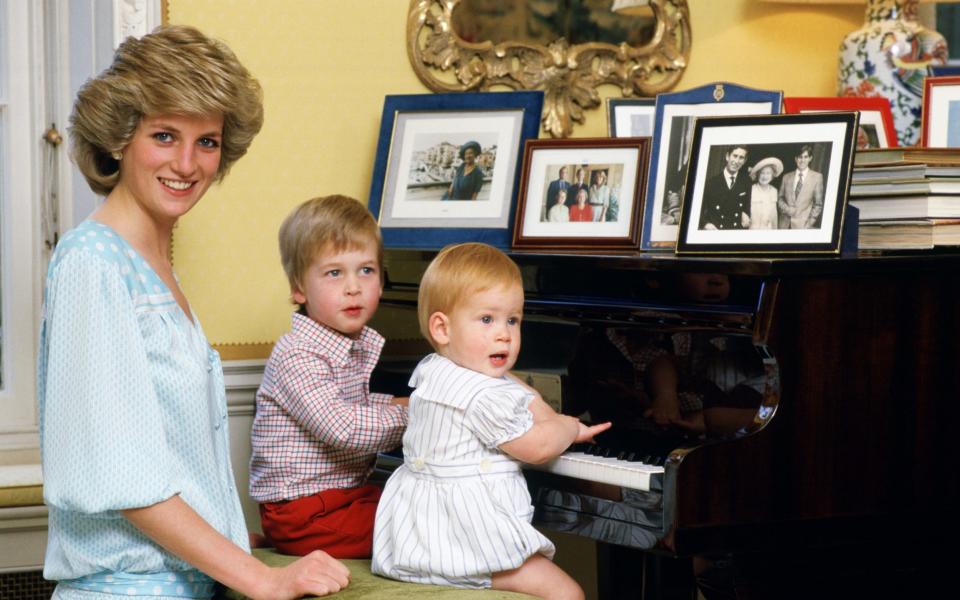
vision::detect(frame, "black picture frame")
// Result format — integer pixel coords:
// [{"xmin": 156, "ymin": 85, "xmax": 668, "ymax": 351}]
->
[{"xmin": 676, "ymin": 112, "xmax": 858, "ymax": 255}]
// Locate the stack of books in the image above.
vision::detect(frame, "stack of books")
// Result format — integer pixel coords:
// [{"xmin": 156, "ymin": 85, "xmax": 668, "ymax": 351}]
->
[{"xmin": 849, "ymin": 148, "xmax": 960, "ymax": 250}]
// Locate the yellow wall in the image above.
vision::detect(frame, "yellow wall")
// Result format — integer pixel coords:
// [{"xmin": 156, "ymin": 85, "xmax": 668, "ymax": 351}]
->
[{"xmin": 168, "ymin": 0, "xmax": 864, "ymax": 349}]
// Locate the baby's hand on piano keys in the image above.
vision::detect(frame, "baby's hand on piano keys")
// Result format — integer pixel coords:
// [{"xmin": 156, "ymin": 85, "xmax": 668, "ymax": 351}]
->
[{"xmin": 575, "ymin": 421, "xmax": 612, "ymax": 444}]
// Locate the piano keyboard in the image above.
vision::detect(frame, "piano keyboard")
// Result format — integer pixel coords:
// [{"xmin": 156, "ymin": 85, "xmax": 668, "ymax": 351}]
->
[{"xmin": 525, "ymin": 450, "xmax": 664, "ymax": 491}]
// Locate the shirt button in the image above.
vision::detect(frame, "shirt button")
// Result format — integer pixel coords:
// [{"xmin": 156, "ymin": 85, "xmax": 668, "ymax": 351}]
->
[{"xmin": 413, "ymin": 458, "xmax": 425, "ymax": 470}]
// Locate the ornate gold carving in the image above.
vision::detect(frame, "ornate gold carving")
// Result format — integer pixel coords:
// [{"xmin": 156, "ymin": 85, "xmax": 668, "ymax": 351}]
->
[{"xmin": 407, "ymin": 0, "xmax": 691, "ymax": 138}]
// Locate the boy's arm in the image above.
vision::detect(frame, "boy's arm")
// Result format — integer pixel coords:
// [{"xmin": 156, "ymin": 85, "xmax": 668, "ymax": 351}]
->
[
  {"xmin": 273, "ymin": 349, "xmax": 406, "ymax": 453},
  {"xmin": 500, "ymin": 417, "xmax": 611, "ymax": 464},
  {"xmin": 504, "ymin": 373, "xmax": 556, "ymax": 423},
  {"xmin": 369, "ymin": 392, "xmax": 409, "ymax": 408}
]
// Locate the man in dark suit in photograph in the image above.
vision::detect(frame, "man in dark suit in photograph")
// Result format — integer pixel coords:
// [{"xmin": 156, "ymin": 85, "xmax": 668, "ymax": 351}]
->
[
  {"xmin": 778, "ymin": 144, "xmax": 824, "ymax": 229},
  {"xmin": 546, "ymin": 165, "xmax": 570, "ymax": 210},
  {"xmin": 699, "ymin": 144, "xmax": 751, "ymax": 230}
]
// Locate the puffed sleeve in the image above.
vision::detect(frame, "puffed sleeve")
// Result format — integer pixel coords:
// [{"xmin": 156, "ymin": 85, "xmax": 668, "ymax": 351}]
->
[
  {"xmin": 462, "ymin": 384, "xmax": 534, "ymax": 449},
  {"xmin": 40, "ymin": 250, "xmax": 179, "ymax": 513}
]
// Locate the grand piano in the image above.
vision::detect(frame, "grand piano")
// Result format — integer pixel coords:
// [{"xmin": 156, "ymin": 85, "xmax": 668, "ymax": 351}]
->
[{"xmin": 370, "ymin": 248, "xmax": 959, "ymax": 598}]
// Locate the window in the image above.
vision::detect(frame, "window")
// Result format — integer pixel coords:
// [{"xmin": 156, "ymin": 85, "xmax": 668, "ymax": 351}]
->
[{"xmin": 0, "ymin": 0, "xmax": 43, "ymax": 451}]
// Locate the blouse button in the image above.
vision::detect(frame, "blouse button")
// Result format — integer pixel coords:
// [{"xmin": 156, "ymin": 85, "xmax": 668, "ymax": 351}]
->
[{"xmin": 413, "ymin": 458, "xmax": 425, "ymax": 470}]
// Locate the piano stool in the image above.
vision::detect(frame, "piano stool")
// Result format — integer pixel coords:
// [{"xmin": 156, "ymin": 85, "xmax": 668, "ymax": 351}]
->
[{"xmin": 221, "ymin": 548, "xmax": 534, "ymax": 599}]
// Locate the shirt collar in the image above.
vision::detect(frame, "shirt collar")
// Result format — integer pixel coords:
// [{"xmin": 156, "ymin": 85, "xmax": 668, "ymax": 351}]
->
[{"xmin": 290, "ymin": 312, "xmax": 383, "ymax": 364}]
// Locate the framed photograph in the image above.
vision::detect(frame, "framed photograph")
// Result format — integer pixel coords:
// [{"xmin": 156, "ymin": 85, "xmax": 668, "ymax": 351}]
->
[
  {"xmin": 367, "ymin": 91, "xmax": 543, "ymax": 249},
  {"xmin": 676, "ymin": 112, "xmax": 858, "ymax": 255},
  {"xmin": 784, "ymin": 96, "xmax": 897, "ymax": 149},
  {"xmin": 922, "ymin": 76, "xmax": 960, "ymax": 148},
  {"xmin": 512, "ymin": 137, "xmax": 650, "ymax": 250},
  {"xmin": 642, "ymin": 82, "xmax": 783, "ymax": 250},
  {"xmin": 607, "ymin": 97, "xmax": 656, "ymax": 138}
]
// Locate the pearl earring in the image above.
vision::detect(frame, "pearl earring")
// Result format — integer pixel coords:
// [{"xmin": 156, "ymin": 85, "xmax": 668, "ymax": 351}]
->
[{"xmin": 111, "ymin": 151, "xmax": 122, "ymax": 161}]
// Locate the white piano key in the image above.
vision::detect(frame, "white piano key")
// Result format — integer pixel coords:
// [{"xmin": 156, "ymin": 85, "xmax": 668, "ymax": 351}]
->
[{"xmin": 525, "ymin": 451, "xmax": 665, "ymax": 491}]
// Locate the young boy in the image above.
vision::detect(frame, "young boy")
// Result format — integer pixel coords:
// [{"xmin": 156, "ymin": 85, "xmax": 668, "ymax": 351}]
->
[
  {"xmin": 372, "ymin": 243, "xmax": 607, "ymax": 599},
  {"xmin": 249, "ymin": 195, "xmax": 408, "ymax": 558}
]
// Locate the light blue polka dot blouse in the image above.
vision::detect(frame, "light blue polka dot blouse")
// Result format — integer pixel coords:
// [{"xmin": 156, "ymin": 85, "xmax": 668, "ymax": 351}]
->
[{"xmin": 38, "ymin": 220, "xmax": 249, "ymax": 598}]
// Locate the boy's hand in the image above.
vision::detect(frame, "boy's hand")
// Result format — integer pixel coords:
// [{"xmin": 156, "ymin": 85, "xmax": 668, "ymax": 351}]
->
[
  {"xmin": 390, "ymin": 396, "xmax": 409, "ymax": 407},
  {"xmin": 575, "ymin": 421, "xmax": 611, "ymax": 444}
]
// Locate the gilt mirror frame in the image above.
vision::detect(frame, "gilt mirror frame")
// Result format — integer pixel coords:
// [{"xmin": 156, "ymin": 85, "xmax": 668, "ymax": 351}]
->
[{"xmin": 407, "ymin": 0, "xmax": 691, "ymax": 138}]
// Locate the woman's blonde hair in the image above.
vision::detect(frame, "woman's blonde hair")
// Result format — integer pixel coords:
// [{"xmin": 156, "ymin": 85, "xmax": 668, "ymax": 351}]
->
[
  {"xmin": 278, "ymin": 195, "xmax": 383, "ymax": 301},
  {"xmin": 69, "ymin": 24, "xmax": 264, "ymax": 196},
  {"xmin": 417, "ymin": 242, "xmax": 522, "ymax": 350}
]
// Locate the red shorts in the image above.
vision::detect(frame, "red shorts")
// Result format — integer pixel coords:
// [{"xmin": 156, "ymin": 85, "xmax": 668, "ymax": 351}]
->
[{"xmin": 258, "ymin": 484, "xmax": 382, "ymax": 558}]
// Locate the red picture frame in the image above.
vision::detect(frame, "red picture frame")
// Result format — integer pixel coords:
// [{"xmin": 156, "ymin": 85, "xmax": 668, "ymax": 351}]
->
[
  {"xmin": 921, "ymin": 75, "xmax": 960, "ymax": 148},
  {"xmin": 784, "ymin": 96, "xmax": 897, "ymax": 149}
]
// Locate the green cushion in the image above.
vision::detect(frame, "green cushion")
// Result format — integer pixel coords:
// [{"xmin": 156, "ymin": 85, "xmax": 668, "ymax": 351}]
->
[{"xmin": 222, "ymin": 548, "xmax": 533, "ymax": 599}]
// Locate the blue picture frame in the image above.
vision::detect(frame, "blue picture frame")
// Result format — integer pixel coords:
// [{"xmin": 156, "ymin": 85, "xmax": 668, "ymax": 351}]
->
[
  {"xmin": 367, "ymin": 91, "xmax": 544, "ymax": 250},
  {"xmin": 641, "ymin": 82, "xmax": 783, "ymax": 250},
  {"xmin": 930, "ymin": 65, "xmax": 960, "ymax": 77}
]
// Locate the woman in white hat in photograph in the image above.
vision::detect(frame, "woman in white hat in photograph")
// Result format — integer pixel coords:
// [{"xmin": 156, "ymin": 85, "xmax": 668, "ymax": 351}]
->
[{"xmin": 747, "ymin": 156, "xmax": 783, "ymax": 230}]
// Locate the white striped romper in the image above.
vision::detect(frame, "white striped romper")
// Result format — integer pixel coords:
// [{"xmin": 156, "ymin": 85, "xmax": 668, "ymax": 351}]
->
[{"xmin": 372, "ymin": 353, "xmax": 555, "ymax": 588}]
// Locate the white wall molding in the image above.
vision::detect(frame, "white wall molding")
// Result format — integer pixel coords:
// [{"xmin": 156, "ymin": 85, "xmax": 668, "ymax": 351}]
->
[{"xmin": 0, "ymin": 505, "xmax": 48, "ymax": 572}]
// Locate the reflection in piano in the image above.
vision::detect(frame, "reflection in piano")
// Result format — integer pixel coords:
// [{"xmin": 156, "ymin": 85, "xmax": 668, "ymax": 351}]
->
[{"xmin": 372, "ymin": 249, "xmax": 959, "ymax": 598}]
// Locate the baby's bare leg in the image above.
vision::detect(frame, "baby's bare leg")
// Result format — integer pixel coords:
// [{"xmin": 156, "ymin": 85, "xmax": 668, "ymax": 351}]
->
[{"xmin": 492, "ymin": 554, "xmax": 584, "ymax": 600}]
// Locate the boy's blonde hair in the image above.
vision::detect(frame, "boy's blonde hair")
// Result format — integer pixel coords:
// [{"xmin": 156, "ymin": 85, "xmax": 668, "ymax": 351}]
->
[
  {"xmin": 418, "ymin": 243, "xmax": 522, "ymax": 350},
  {"xmin": 278, "ymin": 195, "xmax": 383, "ymax": 298}
]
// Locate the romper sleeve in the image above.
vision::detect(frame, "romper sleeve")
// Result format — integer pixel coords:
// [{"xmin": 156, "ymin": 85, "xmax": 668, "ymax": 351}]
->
[
  {"xmin": 40, "ymin": 250, "xmax": 179, "ymax": 513},
  {"xmin": 462, "ymin": 384, "xmax": 535, "ymax": 449}
]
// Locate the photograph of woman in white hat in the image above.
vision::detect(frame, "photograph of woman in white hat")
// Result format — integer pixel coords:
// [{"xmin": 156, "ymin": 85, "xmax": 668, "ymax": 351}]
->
[{"xmin": 747, "ymin": 156, "xmax": 783, "ymax": 230}]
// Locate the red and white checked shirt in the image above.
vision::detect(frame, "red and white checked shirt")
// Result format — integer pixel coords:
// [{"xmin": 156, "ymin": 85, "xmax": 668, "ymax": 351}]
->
[{"xmin": 249, "ymin": 313, "xmax": 408, "ymax": 502}]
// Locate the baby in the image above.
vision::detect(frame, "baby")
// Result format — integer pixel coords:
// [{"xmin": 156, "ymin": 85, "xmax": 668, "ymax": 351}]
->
[{"xmin": 372, "ymin": 242, "xmax": 608, "ymax": 599}]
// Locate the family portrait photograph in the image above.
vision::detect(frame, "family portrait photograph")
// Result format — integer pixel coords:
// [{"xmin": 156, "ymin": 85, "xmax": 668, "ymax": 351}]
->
[
  {"xmin": 538, "ymin": 163, "xmax": 625, "ymax": 224},
  {"xmin": 677, "ymin": 112, "xmax": 857, "ymax": 255},
  {"xmin": 694, "ymin": 141, "xmax": 833, "ymax": 232},
  {"xmin": 513, "ymin": 138, "xmax": 650, "ymax": 250}
]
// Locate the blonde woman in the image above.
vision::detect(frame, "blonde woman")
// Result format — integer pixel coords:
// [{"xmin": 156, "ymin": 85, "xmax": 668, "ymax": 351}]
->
[{"xmin": 39, "ymin": 26, "xmax": 349, "ymax": 600}]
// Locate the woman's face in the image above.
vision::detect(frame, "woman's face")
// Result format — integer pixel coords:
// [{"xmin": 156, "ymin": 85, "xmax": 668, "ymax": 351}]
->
[
  {"xmin": 463, "ymin": 148, "xmax": 476, "ymax": 164},
  {"xmin": 115, "ymin": 113, "xmax": 223, "ymax": 224},
  {"xmin": 758, "ymin": 166, "xmax": 774, "ymax": 185}
]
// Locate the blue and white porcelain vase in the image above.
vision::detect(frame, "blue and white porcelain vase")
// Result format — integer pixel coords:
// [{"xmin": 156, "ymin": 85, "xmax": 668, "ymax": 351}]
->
[{"xmin": 838, "ymin": 0, "xmax": 948, "ymax": 146}]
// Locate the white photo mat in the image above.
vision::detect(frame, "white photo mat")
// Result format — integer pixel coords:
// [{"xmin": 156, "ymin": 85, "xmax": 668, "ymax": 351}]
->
[
  {"xmin": 520, "ymin": 146, "xmax": 639, "ymax": 239},
  {"xmin": 381, "ymin": 110, "xmax": 523, "ymax": 228},
  {"xmin": 684, "ymin": 121, "xmax": 849, "ymax": 246}
]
